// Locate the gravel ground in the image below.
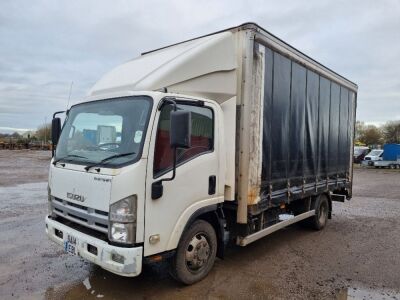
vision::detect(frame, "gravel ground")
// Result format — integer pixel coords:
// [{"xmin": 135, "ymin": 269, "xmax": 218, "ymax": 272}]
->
[
  {"xmin": 0, "ymin": 150, "xmax": 399, "ymax": 299},
  {"xmin": 0, "ymin": 150, "xmax": 50, "ymax": 186}
]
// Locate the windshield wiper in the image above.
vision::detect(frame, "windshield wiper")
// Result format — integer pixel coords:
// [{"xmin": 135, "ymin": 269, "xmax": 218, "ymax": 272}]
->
[
  {"xmin": 84, "ymin": 152, "xmax": 136, "ymax": 171},
  {"xmin": 53, "ymin": 154, "xmax": 89, "ymax": 165}
]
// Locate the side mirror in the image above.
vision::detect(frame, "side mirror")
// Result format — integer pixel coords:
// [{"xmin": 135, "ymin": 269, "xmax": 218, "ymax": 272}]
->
[
  {"xmin": 170, "ymin": 110, "xmax": 191, "ymax": 149},
  {"xmin": 52, "ymin": 118, "xmax": 62, "ymax": 147}
]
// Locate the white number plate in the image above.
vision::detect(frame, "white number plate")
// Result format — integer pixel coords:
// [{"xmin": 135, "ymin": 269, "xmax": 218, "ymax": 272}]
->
[{"xmin": 63, "ymin": 234, "xmax": 77, "ymax": 255}]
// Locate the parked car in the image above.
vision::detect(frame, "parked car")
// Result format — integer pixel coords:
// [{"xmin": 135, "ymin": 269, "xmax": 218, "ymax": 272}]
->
[{"xmin": 353, "ymin": 146, "xmax": 369, "ymax": 163}]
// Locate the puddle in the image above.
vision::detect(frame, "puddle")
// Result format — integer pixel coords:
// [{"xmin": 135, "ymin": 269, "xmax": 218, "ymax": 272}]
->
[{"xmin": 337, "ymin": 286, "xmax": 400, "ymax": 300}]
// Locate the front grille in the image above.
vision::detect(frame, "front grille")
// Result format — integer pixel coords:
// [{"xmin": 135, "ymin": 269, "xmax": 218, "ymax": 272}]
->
[
  {"xmin": 54, "ymin": 215, "xmax": 108, "ymax": 242},
  {"xmin": 51, "ymin": 197, "xmax": 109, "ymax": 234}
]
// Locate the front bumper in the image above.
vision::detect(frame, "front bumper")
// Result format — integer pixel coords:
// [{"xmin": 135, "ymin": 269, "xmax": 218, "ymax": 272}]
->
[{"xmin": 45, "ymin": 216, "xmax": 143, "ymax": 277}]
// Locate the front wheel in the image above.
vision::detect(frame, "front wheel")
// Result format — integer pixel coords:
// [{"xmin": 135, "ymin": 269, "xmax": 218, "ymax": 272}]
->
[{"xmin": 170, "ymin": 220, "xmax": 217, "ymax": 285}]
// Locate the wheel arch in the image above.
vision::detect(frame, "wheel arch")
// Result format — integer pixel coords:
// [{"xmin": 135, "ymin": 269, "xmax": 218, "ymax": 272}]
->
[
  {"xmin": 311, "ymin": 192, "xmax": 332, "ymax": 219},
  {"xmin": 326, "ymin": 193, "xmax": 332, "ymax": 219},
  {"xmin": 168, "ymin": 203, "xmax": 226, "ymax": 259}
]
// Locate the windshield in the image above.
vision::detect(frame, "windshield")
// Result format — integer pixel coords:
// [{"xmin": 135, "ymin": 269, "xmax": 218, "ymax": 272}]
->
[
  {"xmin": 55, "ymin": 96, "xmax": 152, "ymax": 167},
  {"xmin": 368, "ymin": 150, "xmax": 383, "ymax": 156}
]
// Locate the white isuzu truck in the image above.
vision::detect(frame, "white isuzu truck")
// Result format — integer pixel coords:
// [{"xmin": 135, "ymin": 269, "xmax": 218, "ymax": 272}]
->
[{"xmin": 46, "ymin": 23, "xmax": 357, "ymax": 284}]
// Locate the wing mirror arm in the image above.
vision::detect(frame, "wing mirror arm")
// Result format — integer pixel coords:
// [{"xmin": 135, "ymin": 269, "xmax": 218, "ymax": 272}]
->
[{"xmin": 151, "ymin": 150, "xmax": 177, "ymax": 200}]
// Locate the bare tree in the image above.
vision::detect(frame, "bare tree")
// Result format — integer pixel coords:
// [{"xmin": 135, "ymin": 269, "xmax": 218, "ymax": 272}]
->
[
  {"xmin": 359, "ymin": 124, "xmax": 383, "ymax": 146},
  {"xmin": 36, "ymin": 124, "xmax": 52, "ymax": 142},
  {"xmin": 11, "ymin": 132, "xmax": 21, "ymax": 138},
  {"xmin": 355, "ymin": 120, "xmax": 366, "ymax": 142},
  {"xmin": 382, "ymin": 120, "xmax": 400, "ymax": 144}
]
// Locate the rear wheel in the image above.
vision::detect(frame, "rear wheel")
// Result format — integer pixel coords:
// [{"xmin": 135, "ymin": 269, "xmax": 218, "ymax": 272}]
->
[
  {"xmin": 310, "ymin": 194, "xmax": 329, "ymax": 230},
  {"xmin": 170, "ymin": 220, "xmax": 217, "ymax": 285}
]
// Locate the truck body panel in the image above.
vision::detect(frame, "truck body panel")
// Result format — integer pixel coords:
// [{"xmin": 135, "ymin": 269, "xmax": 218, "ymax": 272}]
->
[{"xmin": 254, "ymin": 44, "xmax": 356, "ymax": 210}]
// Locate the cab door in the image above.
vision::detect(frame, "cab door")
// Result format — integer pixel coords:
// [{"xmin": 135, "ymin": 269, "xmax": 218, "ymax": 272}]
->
[{"xmin": 144, "ymin": 100, "xmax": 222, "ymax": 256}]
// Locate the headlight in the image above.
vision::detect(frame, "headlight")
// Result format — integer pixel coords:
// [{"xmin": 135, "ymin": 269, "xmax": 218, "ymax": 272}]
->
[
  {"xmin": 110, "ymin": 223, "xmax": 135, "ymax": 244},
  {"xmin": 110, "ymin": 195, "xmax": 137, "ymax": 222},
  {"xmin": 109, "ymin": 195, "xmax": 137, "ymax": 244}
]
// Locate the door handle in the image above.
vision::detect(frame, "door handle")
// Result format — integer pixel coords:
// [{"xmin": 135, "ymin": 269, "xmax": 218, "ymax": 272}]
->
[{"xmin": 208, "ymin": 175, "xmax": 216, "ymax": 195}]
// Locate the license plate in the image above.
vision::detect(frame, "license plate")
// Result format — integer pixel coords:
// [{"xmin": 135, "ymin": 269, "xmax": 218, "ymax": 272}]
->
[{"xmin": 63, "ymin": 234, "xmax": 77, "ymax": 255}]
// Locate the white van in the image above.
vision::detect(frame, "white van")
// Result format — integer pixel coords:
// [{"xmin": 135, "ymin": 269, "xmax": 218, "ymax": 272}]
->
[{"xmin": 362, "ymin": 149, "xmax": 384, "ymax": 166}]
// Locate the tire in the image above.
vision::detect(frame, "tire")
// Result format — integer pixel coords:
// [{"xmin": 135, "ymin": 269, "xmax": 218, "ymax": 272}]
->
[
  {"xmin": 170, "ymin": 220, "xmax": 217, "ymax": 285},
  {"xmin": 389, "ymin": 165, "xmax": 395, "ymax": 169},
  {"xmin": 310, "ymin": 194, "xmax": 329, "ymax": 230}
]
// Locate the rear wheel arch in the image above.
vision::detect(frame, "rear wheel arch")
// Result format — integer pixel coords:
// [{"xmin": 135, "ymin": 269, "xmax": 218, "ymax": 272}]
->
[
  {"xmin": 310, "ymin": 193, "xmax": 330, "ymax": 230},
  {"xmin": 301, "ymin": 193, "xmax": 331, "ymax": 229},
  {"xmin": 310, "ymin": 192, "xmax": 332, "ymax": 218},
  {"xmin": 325, "ymin": 193, "xmax": 332, "ymax": 219}
]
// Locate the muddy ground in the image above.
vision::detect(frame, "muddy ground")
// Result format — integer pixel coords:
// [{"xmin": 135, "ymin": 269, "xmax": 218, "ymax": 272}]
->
[{"xmin": 0, "ymin": 150, "xmax": 399, "ymax": 299}]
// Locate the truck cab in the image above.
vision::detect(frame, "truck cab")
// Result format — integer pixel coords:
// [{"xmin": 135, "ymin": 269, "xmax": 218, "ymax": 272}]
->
[{"xmin": 46, "ymin": 91, "xmax": 228, "ymax": 281}]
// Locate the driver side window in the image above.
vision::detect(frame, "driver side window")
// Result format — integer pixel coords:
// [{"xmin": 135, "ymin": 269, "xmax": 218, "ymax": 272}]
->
[{"xmin": 153, "ymin": 103, "xmax": 214, "ymax": 178}]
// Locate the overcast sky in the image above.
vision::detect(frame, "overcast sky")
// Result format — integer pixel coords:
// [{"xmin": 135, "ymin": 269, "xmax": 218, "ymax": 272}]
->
[{"xmin": 0, "ymin": 0, "xmax": 399, "ymax": 133}]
